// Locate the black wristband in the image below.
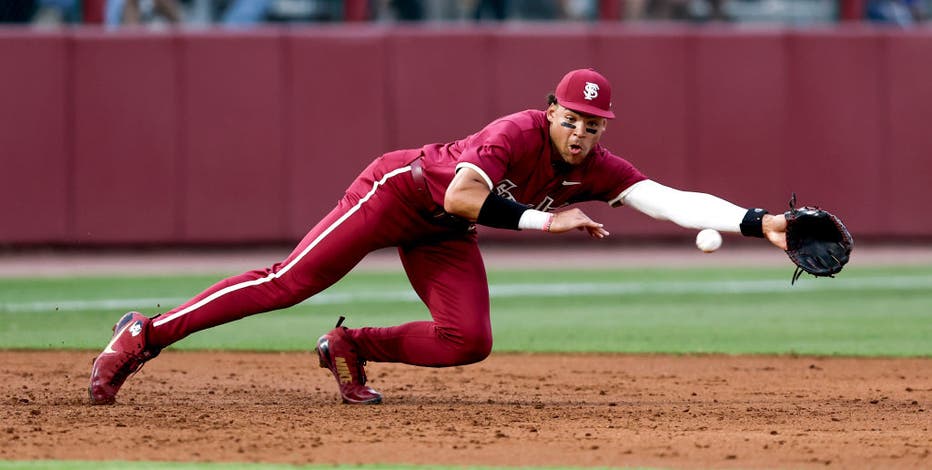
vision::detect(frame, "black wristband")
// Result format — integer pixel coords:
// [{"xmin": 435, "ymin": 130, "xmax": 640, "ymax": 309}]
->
[
  {"xmin": 477, "ymin": 192, "xmax": 529, "ymax": 230},
  {"xmin": 740, "ymin": 208, "xmax": 769, "ymax": 238}
]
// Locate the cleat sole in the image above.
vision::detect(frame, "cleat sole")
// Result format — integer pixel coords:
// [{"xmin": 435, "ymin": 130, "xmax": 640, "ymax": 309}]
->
[
  {"xmin": 315, "ymin": 338, "xmax": 330, "ymax": 369},
  {"xmin": 342, "ymin": 394, "xmax": 382, "ymax": 405}
]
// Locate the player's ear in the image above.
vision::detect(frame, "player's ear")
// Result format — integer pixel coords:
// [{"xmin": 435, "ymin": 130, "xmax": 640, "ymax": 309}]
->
[{"xmin": 546, "ymin": 104, "xmax": 558, "ymax": 122}]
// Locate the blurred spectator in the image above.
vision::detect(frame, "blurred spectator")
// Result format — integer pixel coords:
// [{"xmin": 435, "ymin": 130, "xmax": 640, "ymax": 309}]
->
[
  {"xmin": 699, "ymin": 0, "xmax": 730, "ymax": 20},
  {"xmin": 33, "ymin": 0, "xmax": 81, "ymax": 23},
  {"xmin": 563, "ymin": 0, "xmax": 599, "ymax": 20},
  {"xmin": 391, "ymin": 0, "xmax": 424, "ymax": 20},
  {"xmin": 268, "ymin": 0, "xmax": 344, "ymax": 22},
  {"xmin": 511, "ymin": 0, "xmax": 561, "ymax": 19},
  {"xmin": 467, "ymin": 0, "xmax": 589, "ymax": 21},
  {"xmin": 473, "ymin": 0, "xmax": 508, "ymax": 20},
  {"xmin": 106, "ymin": 0, "xmax": 183, "ymax": 25},
  {"xmin": 0, "ymin": 0, "xmax": 37, "ymax": 22},
  {"xmin": 645, "ymin": 0, "xmax": 690, "ymax": 19},
  {"xmin": 13, "ymin": 0, "xmax": 916, "ymax": 26},
  {"xmin": 221, "ymin": 0, "xmax": 273, "ymax": 25},
  {"xmin": 190, "ymin": 0, "xmax": 343, "ymax": 26},
  {"xmin": 866, "ymin": 0, "xmax": 927, "ymax": 25},
  {"xmin": 645, "ymin": 0, "xmax": 730, "ymax": 21}
]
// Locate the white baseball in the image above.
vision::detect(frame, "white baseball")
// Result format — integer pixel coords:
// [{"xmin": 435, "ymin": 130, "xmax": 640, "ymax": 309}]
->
[{"xmin": 695, "ymin": 229, "xmax": 722, "ymax": 253}]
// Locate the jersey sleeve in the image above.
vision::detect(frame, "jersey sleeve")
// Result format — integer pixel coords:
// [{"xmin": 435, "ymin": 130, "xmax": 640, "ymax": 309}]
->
[
  {"xmin": 588, "ymin": 149, "xmax": 648, "ymax": 207},
  {"xmin": 454, "ymin": 119, "xmax": 525, "ymax": 190}
]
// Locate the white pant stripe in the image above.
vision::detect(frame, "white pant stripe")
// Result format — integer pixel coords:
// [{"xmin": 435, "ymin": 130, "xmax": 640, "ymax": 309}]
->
[{"xmin": 152, "ymin": 165, "xmax": 413, "ymax": 328}]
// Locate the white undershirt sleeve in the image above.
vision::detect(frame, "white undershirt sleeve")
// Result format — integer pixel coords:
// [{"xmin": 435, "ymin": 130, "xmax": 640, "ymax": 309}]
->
[{"xmin": 617, "ymin": 180, "xmax": 746, "ymax": 233}]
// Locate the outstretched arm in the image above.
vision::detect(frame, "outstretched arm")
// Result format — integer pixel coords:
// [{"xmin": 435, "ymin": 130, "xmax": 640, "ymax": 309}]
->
[
  {"xmin": 444, "ymin": 167, "xmax": 608, "ymax": 238},
  {"xmin": 621, "ymin": 180, "xmax": 787, "ymax": 250}
]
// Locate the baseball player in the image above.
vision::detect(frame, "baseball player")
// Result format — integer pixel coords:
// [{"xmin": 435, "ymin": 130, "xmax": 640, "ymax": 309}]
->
[{"xmin": 89, "ymin": 68, "xmax": 789, "ymax": 405}]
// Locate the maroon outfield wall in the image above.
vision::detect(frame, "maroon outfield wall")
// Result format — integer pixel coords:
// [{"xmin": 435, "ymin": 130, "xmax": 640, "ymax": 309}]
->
[{"xmin": 1, "ymin": 25, "xmax": 930, "ymax": 245}]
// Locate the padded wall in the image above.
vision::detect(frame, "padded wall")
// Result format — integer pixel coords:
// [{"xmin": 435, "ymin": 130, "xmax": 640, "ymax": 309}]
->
[
  {"xmin": 883, "ymin": 32, "xmax": 932, "ymax": 235},
  {"xmin": 179, "ymin": 31, "xmax": 286, "ymax": 242},
  {"xmin": 389, "ymin": 27, "xmax": 493, "ymax": 150},
  {"xmin": 786, "ymin": 31, "xmax": 885, "ymax": 237},
  {"xmin": 690, "ymin": 31, "xmax": 788, "ymax": 210},
  {"xmin": 2, "ymin": 27, "xmax": 931, "ymax": 245},
  {"xmin": 286, "ymin": 29, "xmax": 389, "ymax": 237},
  {"xmin": 72, "ymin": 32, "xmax": 179, "ymax": 244},
  {"xmin": 491, "ymin": 25, "xmax": 597, "ymax": 118},
  {"xmin": 0, "ymin": 33, "xmax": 69, "ymax": 243}
]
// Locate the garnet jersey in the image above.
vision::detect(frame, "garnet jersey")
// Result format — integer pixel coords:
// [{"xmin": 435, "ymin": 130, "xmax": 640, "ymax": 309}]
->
[
  {"xmin": 418, "ymin": 109, "xmax": 647, "ymax": 213},
  {"xmin": 141, "ymin": 108, "xmax": 650, "ymax": 382}
]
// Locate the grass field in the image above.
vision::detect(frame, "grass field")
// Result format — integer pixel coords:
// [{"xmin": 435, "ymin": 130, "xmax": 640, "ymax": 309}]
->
[{"xmin": 1, "ymin": 264, "xmax": 930, "ymax": 357}]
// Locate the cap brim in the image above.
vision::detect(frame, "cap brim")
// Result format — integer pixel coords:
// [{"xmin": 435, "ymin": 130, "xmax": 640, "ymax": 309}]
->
[{"xmin": 563, "ymin": 103, "xmax": 615, "ymax": 119}]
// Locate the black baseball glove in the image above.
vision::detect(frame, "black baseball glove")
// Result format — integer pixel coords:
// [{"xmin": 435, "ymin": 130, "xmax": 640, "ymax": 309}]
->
[{"xmin": 783, "ymin": 194, "xmax": 854, "ymax": 284}]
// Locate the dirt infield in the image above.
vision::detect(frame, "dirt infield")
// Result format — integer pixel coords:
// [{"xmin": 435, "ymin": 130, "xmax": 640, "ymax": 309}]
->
[{"xmin": 1, "ymin": 351, "xmax": 929, "ymax": 468}]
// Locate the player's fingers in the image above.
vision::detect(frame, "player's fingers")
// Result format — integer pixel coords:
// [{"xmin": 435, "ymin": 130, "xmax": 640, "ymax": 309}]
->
[
  {"xmin": 585, "ymin": 225, "xmax": 609, "ymax": 239},
  {"xmin": 577, "ymin": 220, "xmax": 602, "ymax": 232},
  {"xmin": 551, "ymin": 210, "xmax": 604, "ymax": 234}
]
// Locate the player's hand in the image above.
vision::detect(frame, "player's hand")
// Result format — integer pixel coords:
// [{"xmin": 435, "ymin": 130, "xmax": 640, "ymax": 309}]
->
[
  {"xmin": 763, "ymin": 213, "xmax": 788, "ymax": 250},
  {"xmin": 549, "ymin": 209, "xmax": 609, "ymax": 239}
]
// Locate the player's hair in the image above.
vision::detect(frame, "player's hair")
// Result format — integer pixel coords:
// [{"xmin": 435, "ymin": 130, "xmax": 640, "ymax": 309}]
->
[{"xmin": 546, "ymin": 93, "xmax": 558, "ymax": 106}]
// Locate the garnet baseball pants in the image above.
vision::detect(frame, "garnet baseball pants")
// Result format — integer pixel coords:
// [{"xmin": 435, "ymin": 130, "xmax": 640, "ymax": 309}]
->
[{"xmin": 147, "ymin": 151, "xmax": 492, "ymax": 367}]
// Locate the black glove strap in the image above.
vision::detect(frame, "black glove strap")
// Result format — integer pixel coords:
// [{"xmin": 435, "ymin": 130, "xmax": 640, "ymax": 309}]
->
[
  {"xmin": 740, "ymin": 208, "xmax": 769, "ymax": 238},
  {"xmin": 477, "ymin": 192, "xmax": 529, "ymax": 230}
]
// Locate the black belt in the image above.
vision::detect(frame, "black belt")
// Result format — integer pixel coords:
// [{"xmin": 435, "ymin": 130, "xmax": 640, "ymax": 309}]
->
[{"xmin": 409, "ymin": 157, "xmax": 438, "ymax": 213}]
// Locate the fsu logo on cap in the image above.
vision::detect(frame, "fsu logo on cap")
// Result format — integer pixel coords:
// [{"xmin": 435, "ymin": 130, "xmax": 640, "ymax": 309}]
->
[
  {"xmin": 555, "ymin": 68, "xmax": 615, "ymax": 118},
  {"xmin": 583, "ymin": 82, "xmax": 599, "ymax": 101}
]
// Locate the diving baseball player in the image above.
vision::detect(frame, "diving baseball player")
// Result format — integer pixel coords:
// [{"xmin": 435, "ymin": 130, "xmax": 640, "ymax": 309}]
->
[{"xmin": 90, "ymin": 68, "xmax": 790, "ymax": 405}]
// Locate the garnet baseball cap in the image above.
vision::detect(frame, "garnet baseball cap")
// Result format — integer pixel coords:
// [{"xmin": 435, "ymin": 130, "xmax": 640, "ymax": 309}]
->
[{"xmin": 554, "ymin": 68, "xmax": 615, "ymax": 119}]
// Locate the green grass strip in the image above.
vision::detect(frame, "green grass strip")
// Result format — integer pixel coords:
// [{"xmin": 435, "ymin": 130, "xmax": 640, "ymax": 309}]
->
[{"xmin": 1, "ymin": 265, "xmax": 930, "ymax": 357}]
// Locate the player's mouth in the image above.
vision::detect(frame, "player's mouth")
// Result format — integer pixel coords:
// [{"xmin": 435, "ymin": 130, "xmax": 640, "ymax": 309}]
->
[{"xmin": 569, "ymin": 144, "xmax": 583, "ymax": 155}]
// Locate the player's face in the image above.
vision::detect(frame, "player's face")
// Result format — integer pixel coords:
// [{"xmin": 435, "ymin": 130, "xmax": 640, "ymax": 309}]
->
[{"xmin": 546, "ymin": 104, "xmax": 607, "ymax": 166}]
